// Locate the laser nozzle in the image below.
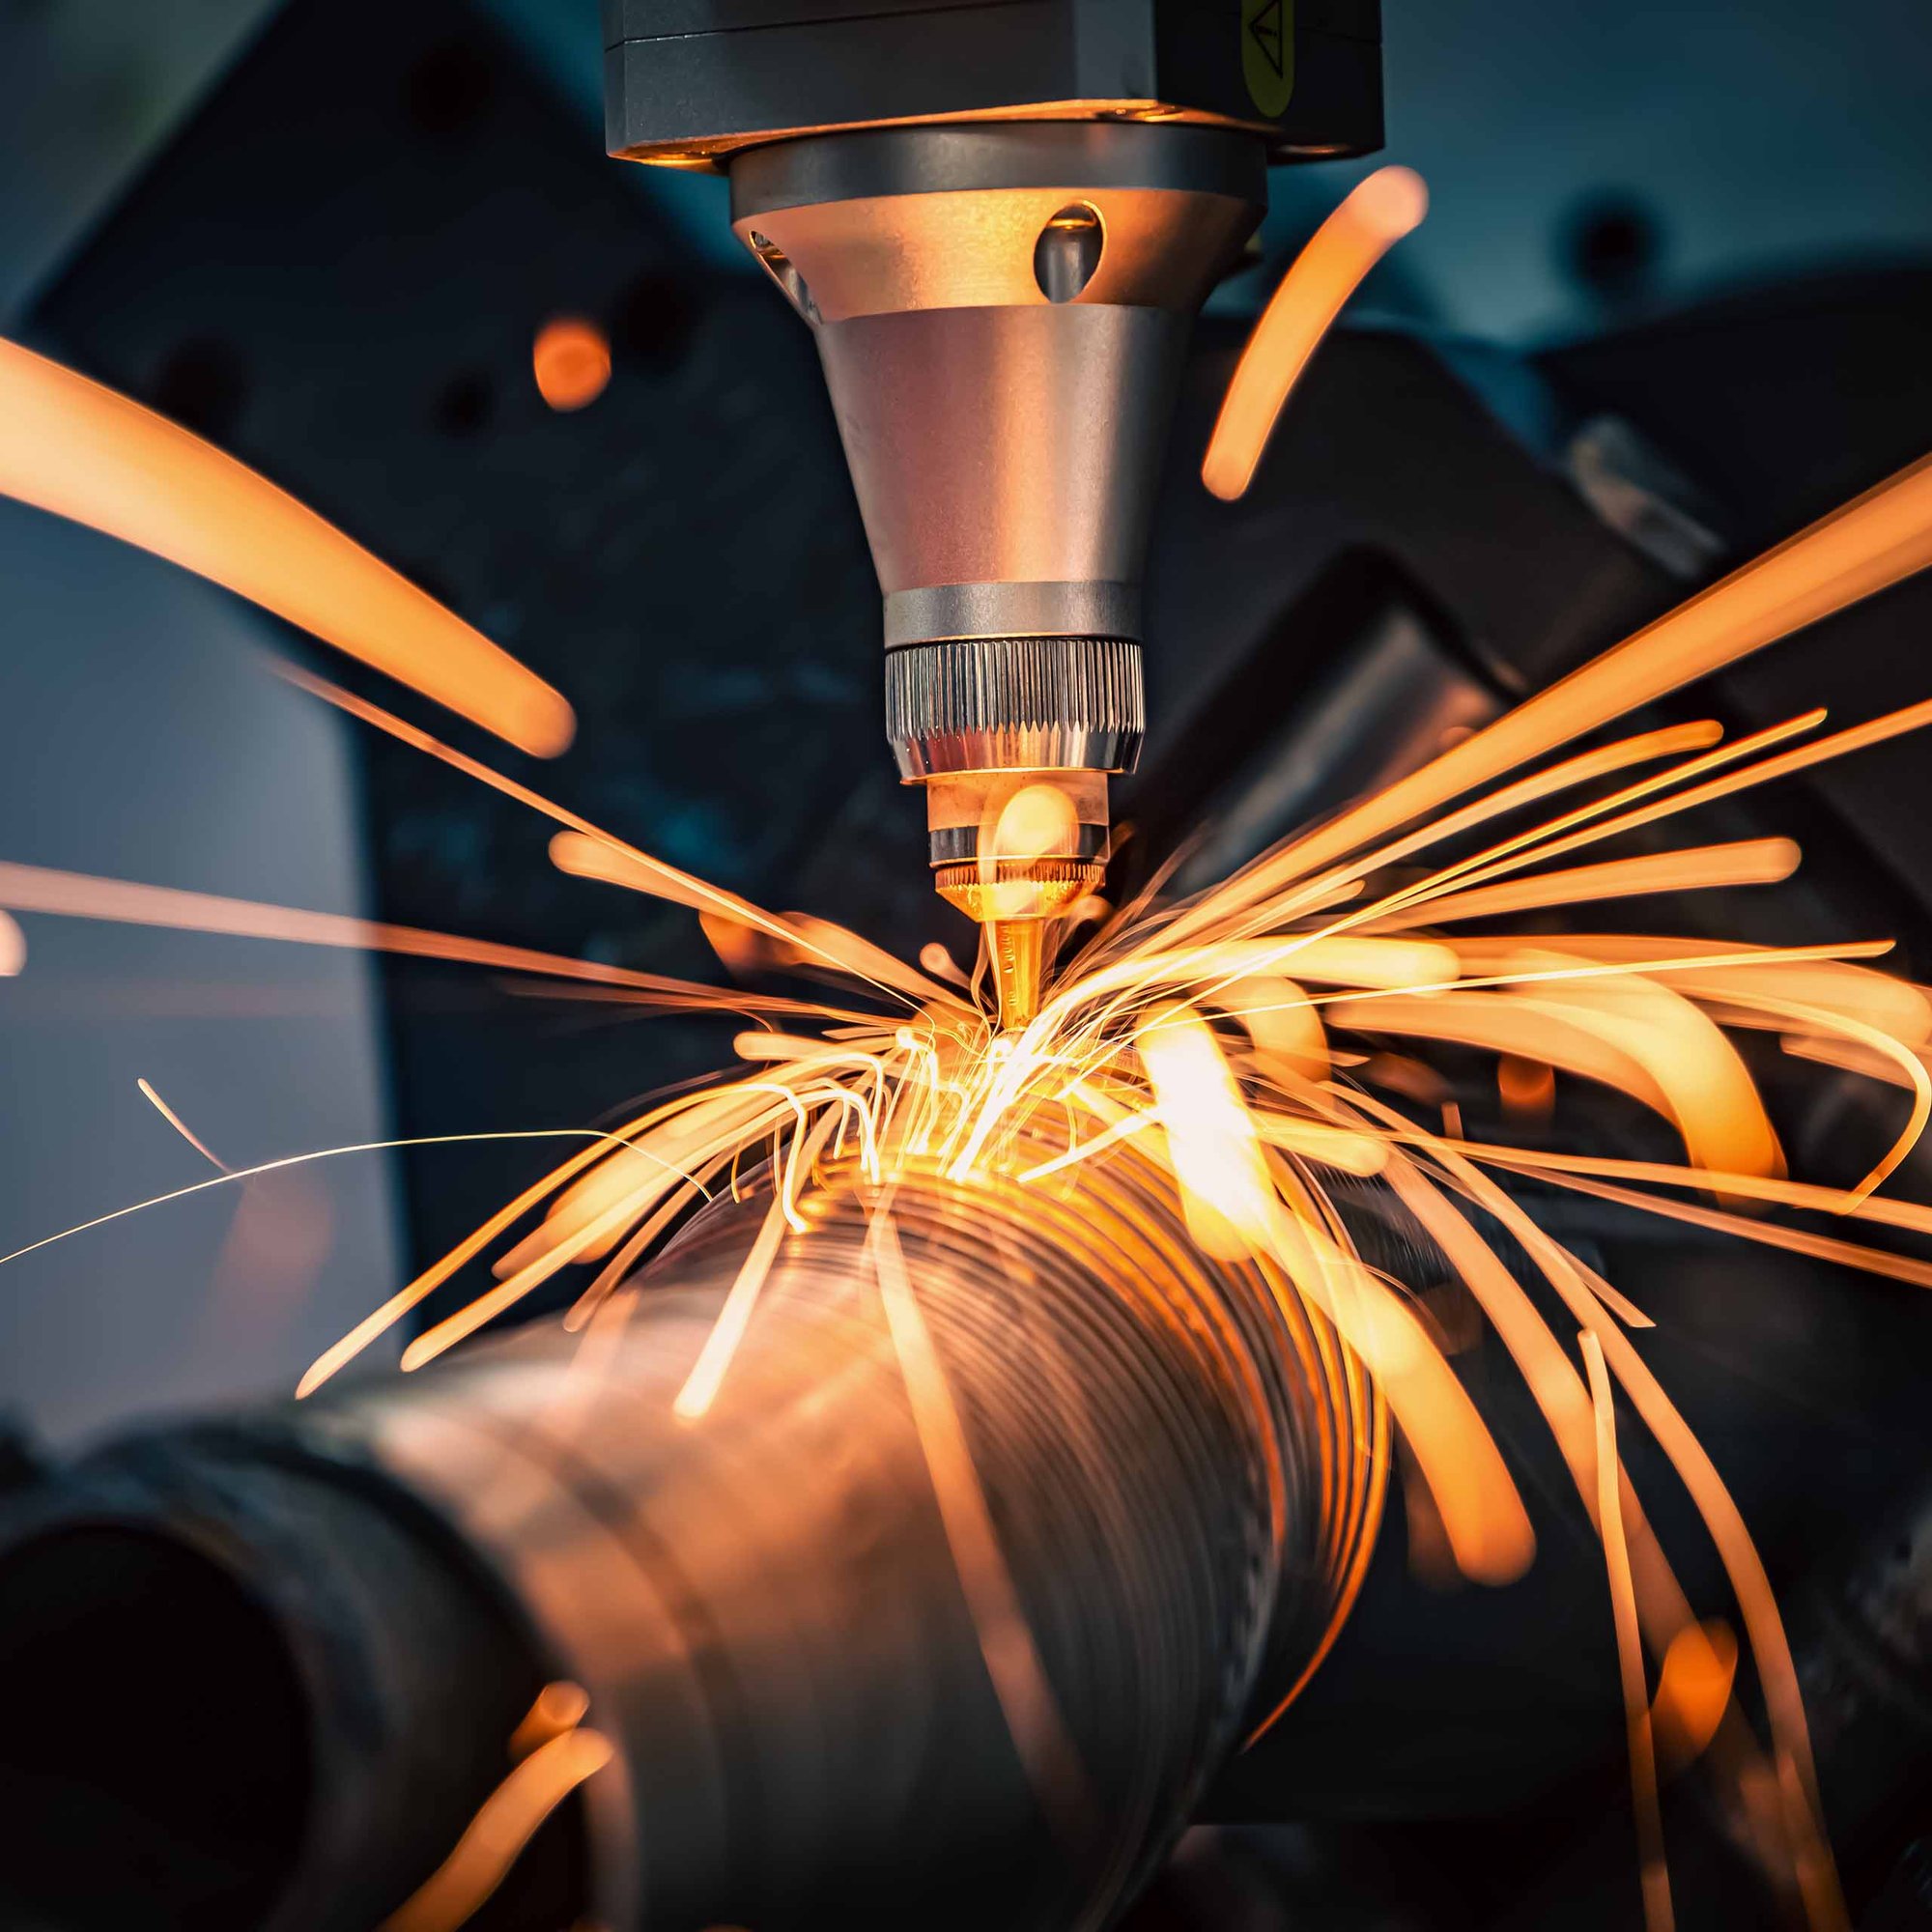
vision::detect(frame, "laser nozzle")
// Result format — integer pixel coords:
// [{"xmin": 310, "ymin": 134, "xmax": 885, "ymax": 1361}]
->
[{"xmin": 926, "ymin": 772, "xmax": 1107, "ymax": 1031}]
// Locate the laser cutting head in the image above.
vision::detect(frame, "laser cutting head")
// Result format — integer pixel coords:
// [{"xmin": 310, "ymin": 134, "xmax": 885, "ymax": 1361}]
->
[{"xmin": 606, "ymin": 0, "xmax": 1384, "ymax": 1023}]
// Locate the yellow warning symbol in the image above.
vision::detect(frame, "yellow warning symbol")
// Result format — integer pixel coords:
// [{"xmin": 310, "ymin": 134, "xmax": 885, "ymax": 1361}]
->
[{"xmin": 1242, "ymin": 0, "xmax": 1294, "ymax": 119}]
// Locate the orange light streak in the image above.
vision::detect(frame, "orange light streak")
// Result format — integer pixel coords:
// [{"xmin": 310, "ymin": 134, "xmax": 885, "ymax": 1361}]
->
[
  {"xmin": 1653, "ymin": 1621, "xmax": 1739, "ymax": 1779},
  {"xmin": 1485, "ymin": 1164, "xmax": 1932, "ymax": 1292},
  {"xmin": 276, "ymin": 666, "xmax": 921, "ymax": 1012},
  {"xmin": 1442, "ymin": 698, "xmax": 1932, "ymax": 895},
  {"xmin": 1203, "ymin": 167, "xmax": 1429, "ymax": 501},
  {"xmin": 1396, "ymin": 1138, "xmax": 1849, "ymax": 1929},
  {"xmin": 380, "ymin": 1727, "xmax": 614, "ymax": 1932},
  {"xmin": 869, "ymin": 1205, "xmax": 1094, "ymax": 1840},
  {"xmin": 1583, "ymin": 1328, "xmax": 1674, "ymax": 1932},
  {"xmin": 0, "ymin": 859, "xmax": 746, "ymax": 1003},
  {"xmin": 1185, "ymin": 445, "xmax": 1932, "ymax": 928},
  {"xmin": 136, "ymin": 1076, "xmax": 231, "ymax": 1171},
  {"xmin": 1782, "ymin": 1032, "xmax": 1932, "ymax": 1086},
  {"xmin": 672, "ymin": 1189, "xmax": 792, "ymax": 1419},
  {"xmin": 1375, "ymin": 838, "xmax": 1801, "ymax": 929},
  {"xmin": 405, "ymin": 1129, "xmax": 718, "ymax": 1375},
  {"xmin": 508, "ymin": 1681, "xmax": 591, "ymax": 1762},
  {"xmin": 1138, "ymin": 1007, "xmax": 1531, "ymax": 1585},
  {"xmin": 1451, "ymin": 1140, "xmax": 1932, "ymax": 1240},
  {"xmin": 0, "ymin": 1127, "xmax": 641, "ymax": 1276},
  {"xmin": 0, "ymin": 339, "xmax": 574, "ymax": 756}
]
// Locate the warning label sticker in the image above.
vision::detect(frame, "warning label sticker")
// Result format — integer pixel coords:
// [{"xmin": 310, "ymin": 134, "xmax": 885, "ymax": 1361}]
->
[{"xmin": 1242, "ymin": 0, "xmax": 1294, "ymax": 119}]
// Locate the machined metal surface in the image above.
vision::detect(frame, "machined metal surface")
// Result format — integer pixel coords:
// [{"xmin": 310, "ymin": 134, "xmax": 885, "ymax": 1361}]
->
[
  {"xmin": 603, "ymin": 4, "xmax": 1378, "ymax": 977},
  {"xmin": 725, "ymin": 122, "xmax": 1263, "ymax": 824},
  {"xmin": 0, "ymin": 1153, "xmax": 1384, "ymax": 1930},
  {"xmin": 885, "ymin": 635, "xmax": 1146, "ymax": 780},
  {"xmin": 884, "ymin": 581, "xmax": 1141, "ymax": 649}
]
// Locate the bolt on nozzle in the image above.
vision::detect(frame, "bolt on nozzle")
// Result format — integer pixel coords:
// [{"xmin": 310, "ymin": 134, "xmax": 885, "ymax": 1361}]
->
[{"xmin": 923, "ymin": 771, "xmax": 1110, "ymax": 1032}]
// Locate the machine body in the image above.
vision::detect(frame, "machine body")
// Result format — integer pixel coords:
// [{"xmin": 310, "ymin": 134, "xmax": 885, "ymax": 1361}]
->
[{"xmin": 606, "ymin": 0, "xmax": 1384, "ymax": 1023}]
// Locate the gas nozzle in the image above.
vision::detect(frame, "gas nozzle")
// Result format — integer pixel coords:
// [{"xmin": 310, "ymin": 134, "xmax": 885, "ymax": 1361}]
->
[{"xmin": 923, "ymin": 769, "xmax": 1111, "ymax": 1029}]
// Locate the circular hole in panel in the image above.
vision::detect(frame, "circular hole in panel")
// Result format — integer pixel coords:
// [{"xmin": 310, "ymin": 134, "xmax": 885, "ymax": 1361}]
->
[
  {"xmin": 747, "ymin": 232, "xmax": 820, "ymax": 323},
  {"xmin": 1034, "ymin": 203, "xmax": 1105, "ymax": 302}
]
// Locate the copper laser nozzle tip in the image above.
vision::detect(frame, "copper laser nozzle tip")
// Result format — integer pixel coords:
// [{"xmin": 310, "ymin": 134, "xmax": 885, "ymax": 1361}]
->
[
  {"xmin": 984, "ymin": 920, "xmax": 1046, "ymax": 1032},
  {"xmin": 935, "ymin": 862, "xmax": 1098, "ymax": 1034}
]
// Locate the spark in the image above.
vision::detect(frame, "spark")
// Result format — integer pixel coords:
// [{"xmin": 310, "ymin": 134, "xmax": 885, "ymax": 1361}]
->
[
  {"xmin": 0, "ymin": 339, "xmax": 573, "ymax": 755},
  {"xmin": 508, "ymin": 1681, "xmax": 592, "ymax": 1762},
  {"xmin": 867, "ymin": 1203, "xmax": 1094, "ymax": 1844},
  {"xmin": 1583, "ymin": 1328, "xmax": 1673, "ymax": 1932},
  {"xmin": 275, "ymin": 665, "xmax": 929, "ymax": 1014},
  {"xmin": 136, "ymin": 1077, "xmax": 231, "ymax": 1172},
  {"xmin": 532, "ymin": 318, "xmax": 611, "ymax": 413},
  {"xmin": 1203, "ymin": 166, "xmax": 1430, "ymax": 501},
  {"xmin": 0, "ymin": 858, "xmax": 771, "ymax": 1006},
  {"xmin": 0, "ymin": 1128, "xmax": 675, "ymax": 1273},
  {"xmin": 671, "ymin": 1189, "xmax": 790, "ymax": 1419},
  {"xmin": 381, "ymin": 1725, "xmax": 614, "ymax": 1932},
  {"xmin": 1653, "ymin": 1620, "xmax": 1739, "ymax": 1780}
]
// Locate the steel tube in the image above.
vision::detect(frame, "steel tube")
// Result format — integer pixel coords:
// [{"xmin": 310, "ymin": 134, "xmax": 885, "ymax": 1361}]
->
[{"xmin": 0, "ymin": 1150, "xmax": 1383, "ymax": 1930}]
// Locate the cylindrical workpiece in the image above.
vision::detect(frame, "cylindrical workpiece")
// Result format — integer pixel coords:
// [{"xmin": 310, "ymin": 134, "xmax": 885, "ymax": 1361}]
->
[{"xmin": 0, "ymin": 1149, "xmax": 1383, "ymax": 1930}]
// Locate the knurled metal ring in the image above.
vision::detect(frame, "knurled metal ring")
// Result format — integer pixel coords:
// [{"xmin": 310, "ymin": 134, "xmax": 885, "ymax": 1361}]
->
[{"xmin": 885, "ymin": 636, "xmax": 1145, "ymax": 780}]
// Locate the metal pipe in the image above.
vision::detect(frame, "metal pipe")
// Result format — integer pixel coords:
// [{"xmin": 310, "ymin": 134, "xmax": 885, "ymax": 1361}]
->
[{"xmin": 0, "ymin": 1151, "xmax": 1383, "ymax": 1930}]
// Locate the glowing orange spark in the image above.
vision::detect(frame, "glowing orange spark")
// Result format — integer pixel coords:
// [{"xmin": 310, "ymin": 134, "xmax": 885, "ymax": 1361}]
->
[
  {"xmin": 1497, "ymin": 1055, "xmax": 1555, "ymax": 1122},
  {"xmin": 672, "ymin": 1190, "xmax": 790, "ymax": 1419},
  {"xmin": 1183, "ymin": 449, "xmax": 1932, "ymax": 929},
  {"xmin": 1374, "ymin": 838, "xmax": 1802, "ymax": 928},
  {"xmin": 1137, "ymin": 1006, "xmax": 1532, "ymax": 1585},
  {"xmin": 273, "ymin": 667, "xmax": 924, "ymax": 1013},
  {"xmin": 0, "ymin": 1128, "xmax": 642, "ymax": 1275},
  {"xmin": 869, "ymin": 1205, "xmax": 1094, "ymax": 1840},
  {"xmin": 508, "ymin": 1681, "xmax": 592, "ymax": 1762},
  {"xmin": 0, "ymin": 859, "xmax": 747, "ymax": 1003},
  {"xmin": 136, "ymin": 1076, "xmax": 231, "ymax": 1171},
  {"xmin": 532, "ymin": 318, "xmax": 611, "ymax": 412},
  {"xmin": 1583, "ymin": 1329, "xmax": 1674, "ymax": 1932},
  {"xmin": 1653, "ymin": 1620, "xmax": 1739, "ymax": 1780},
  {"xmin": 0, "ymin": 339, "xmax": 574, "ymax": 755},
  {"xmin": 1203, "ymin": 167, "xmax": 1430, "ymax": 501},
  {"xmin": 380, "ymin": 1727, "xmax": 613, "ymax": 1932}
]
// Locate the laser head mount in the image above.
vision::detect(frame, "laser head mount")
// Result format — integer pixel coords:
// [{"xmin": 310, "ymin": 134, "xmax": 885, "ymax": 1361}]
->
[{"xmin": 607, "ymin": 0, "xmax": 1383, "ymax": 1023}]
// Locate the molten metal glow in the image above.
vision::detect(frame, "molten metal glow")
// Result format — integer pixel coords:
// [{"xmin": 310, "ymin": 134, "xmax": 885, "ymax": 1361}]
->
[
  {"xmin": 1203, "ymin": 166, "xmax": 1429, "ymax": 501},
  {"xmin": 0, "ymin": 340, "xmax": 574, "ymax": 756}
]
